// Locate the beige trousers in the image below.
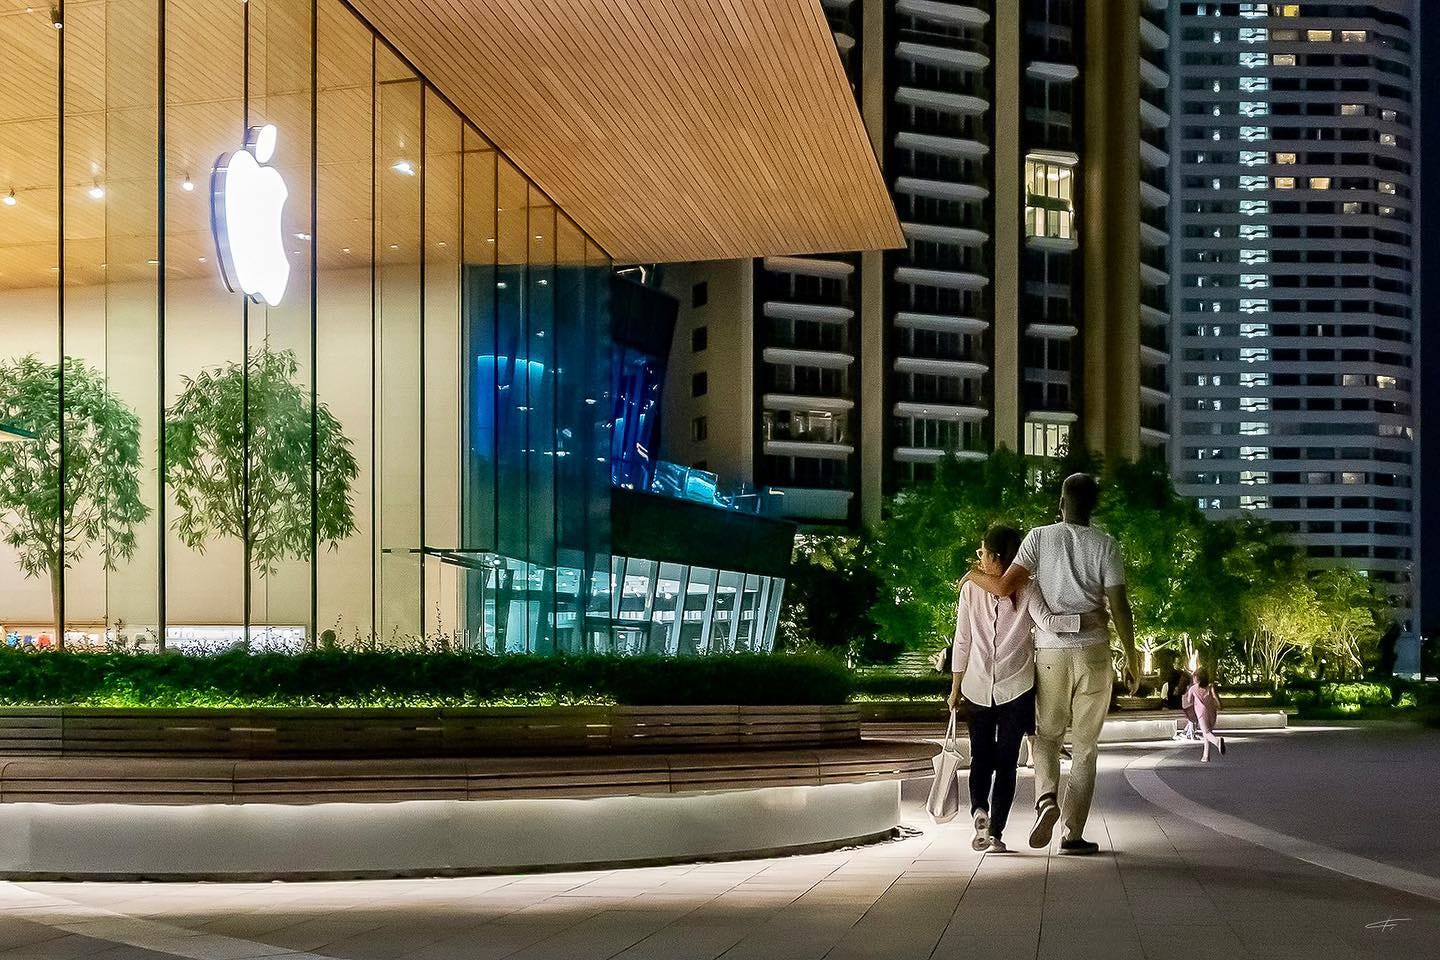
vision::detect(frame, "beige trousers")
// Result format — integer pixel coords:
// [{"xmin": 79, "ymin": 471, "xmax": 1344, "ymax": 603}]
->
[{"xmin": 1032, "ymin": 644, "xmax": 1112, "ymax": 842}]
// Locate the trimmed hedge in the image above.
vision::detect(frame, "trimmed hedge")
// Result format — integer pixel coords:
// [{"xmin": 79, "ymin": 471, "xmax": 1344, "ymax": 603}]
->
[
  {"xmin": 852, "ymin": 673, "xmax": 949, "ymax": 701},
  {"xmin": 0, "ymin": 649, "xmax": 854, "ymax": 708}
]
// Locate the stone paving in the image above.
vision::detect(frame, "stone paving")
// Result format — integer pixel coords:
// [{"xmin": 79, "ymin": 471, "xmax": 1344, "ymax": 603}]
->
[{"xmin": 1, "ymin": 727, "xmax": 1437, "ymax": 960}]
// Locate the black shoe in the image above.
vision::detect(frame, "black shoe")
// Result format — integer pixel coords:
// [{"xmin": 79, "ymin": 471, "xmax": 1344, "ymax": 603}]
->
[
  {"xmin": 1059, "ymin": 838, "xmax": 1100, "ymax": 856},
  {"xmin": 1029, "ymin": 796, "xmax": 1060, "ymax": 849},
  {"xmin": 1219, "ymin": 737, "xmax": 1227, "ymax": 756}
]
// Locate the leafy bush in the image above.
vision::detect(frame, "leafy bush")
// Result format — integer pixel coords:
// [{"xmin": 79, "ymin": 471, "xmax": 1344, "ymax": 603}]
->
[
  {"xmin": 0, "ymin": 649, "xmax": 854, "ymax": 707},
  {"xmin": 851, "ymin": 672, "xmax": 949, "ymax": 701}
]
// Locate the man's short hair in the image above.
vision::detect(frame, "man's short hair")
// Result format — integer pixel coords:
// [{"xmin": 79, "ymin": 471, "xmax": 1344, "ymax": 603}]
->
[{"xmin": 1062, "ymin": 472, "xmax": 1099, "ymax": 518}]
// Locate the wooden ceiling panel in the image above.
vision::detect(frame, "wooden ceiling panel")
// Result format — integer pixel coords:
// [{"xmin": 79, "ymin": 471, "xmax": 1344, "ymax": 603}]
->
[{"xmin": 347, "ymin": 0, "xmax": 902, "ymax": 263}]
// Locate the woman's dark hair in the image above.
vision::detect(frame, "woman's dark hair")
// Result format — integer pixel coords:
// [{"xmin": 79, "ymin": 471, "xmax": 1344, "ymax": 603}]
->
[
  {"xmin": 983, "ymin": 524, "xmax": 1023, "ymax": 572},
  {"xmin": 1194, "ymin": 667, "xmax": 1211, "ymax": 688}
]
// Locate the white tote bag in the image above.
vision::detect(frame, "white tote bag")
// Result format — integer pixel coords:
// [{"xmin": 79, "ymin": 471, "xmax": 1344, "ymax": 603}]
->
[{"xmin": 925, "ymin": 710, "xmax": 965, "ymax": 824}]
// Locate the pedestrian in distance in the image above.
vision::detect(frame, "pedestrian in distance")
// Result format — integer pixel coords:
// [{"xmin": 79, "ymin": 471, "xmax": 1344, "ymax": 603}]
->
[{"xmin": 1182, "ymin": 667, "xmax": 1227, "ymax": 762}]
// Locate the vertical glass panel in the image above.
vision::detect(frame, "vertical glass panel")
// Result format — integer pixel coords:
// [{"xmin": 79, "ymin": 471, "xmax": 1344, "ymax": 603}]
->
[
  {"xmin": 0, "ymin": 3, "xmax": 61, "ymax": 647},
  {"xmin": 583, "ymin": 239, "xmax": 613, "ymax": 651},
  {"xmin": 678, "ymin": 567, "xmax": 717, "ymax": 655},
  {"xmin": 711, "ymin": 570, "xmax": 743, "ymax": 653},
  {"xmin": 760, "ymin": 577, "xmax": 785, "ymax": 652},
  {"xmin": 493, "ymin": 160, "xmax": 529, "ymax": 644},
  {"xmin": 314, "ymin": 0, "xmax": 373, "ymax": 646},
  {"xmin": 527, "ymin": 187, "xmax": 556, "ymax": 652},
  {"xmin": 650, "ymin": 562, "xmax": 685, "ymax": 654},
  {"xmin": 247, "ymin": 0, "xmax": 315, "ymax": 645},
  {"xmin": 163, "ymin": 0, "xmax": 248, "ymax": 646},
  {"xmin": 615, "ymin": 556, "xmax": 654, "ymax": 655},
  {"xmin": 374, "ymin": 45, "xmax": 421, "ymax": 644},
  {"xmin": 735, "ymin": 573, "xmax": 762, "ymax": 651},
  {"xmin": 552, "ymin": 214, "xmax": 587, "ymax": 654},
  {"xmin": 422, "ymin": 89, "xmax": 461, "ymax": 647}
]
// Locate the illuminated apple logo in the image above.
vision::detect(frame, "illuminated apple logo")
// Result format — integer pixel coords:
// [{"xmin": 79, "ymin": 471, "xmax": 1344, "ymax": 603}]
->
[{"xmin": 211, "ymin": 124, "xmax": 290, "ymax": 307}]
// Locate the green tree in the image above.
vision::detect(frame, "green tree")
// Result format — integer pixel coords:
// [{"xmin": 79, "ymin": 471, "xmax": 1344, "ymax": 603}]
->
[
  {"xmin": 1312, "ymin": 567, "xmax": 1386, "ymax": 678},
  {"xmin": 778, "ymin": 534, "xmax": 892, "ymax": 663},
  {"xmin": 1244, "ymin": 569, "xmax": 1325, "ymax": 687},
  {"xmin": 165, "ymin": 346, "xmax": 358, "ymax": 584},
  {"xmin": 0, "ymin": 355, "xmax": 150, "ymax": 632}
]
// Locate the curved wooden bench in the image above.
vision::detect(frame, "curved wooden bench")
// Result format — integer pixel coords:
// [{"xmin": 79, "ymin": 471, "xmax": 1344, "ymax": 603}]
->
[
  {"xmin": 0, "ymin": 704, "xmax": 861, "ymax": 758},
  {"xmin": 0, "ymin": 740, "xmax": 937, "ymax": 805}
]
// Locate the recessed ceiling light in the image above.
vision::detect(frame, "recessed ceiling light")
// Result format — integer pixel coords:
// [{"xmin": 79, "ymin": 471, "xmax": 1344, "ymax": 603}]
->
[
  {"xmin": 88, "ymin": 182, "xmax": 105, "ymax": 200},
  {"xmin": 146, "ymin": 259, "xmax": 159, "ymax": 265},
  {"xmin": 341, "ymin": 247, "xmax": 350, "ymax": 254},
  {"xmin": 2, "ymin": 190, "xmax": 15, "ymax": 207},
  {"xmin": 181, "ymin": 174, "xmax": 195, "ymax": 192}
]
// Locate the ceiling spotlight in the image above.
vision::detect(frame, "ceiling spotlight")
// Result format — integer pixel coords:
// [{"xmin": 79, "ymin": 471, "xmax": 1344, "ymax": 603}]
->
[
  {"xmin": 391, "ymin": 160, "xmax": 415, "ymax": 176},
  {"xmin": 2, "ymin": 190, "xmax": 15, "ymax": 207},
  {"xmin": 87, "ymin": 182, "xmax": 105, "ymax": 200},
  {"xmin": 181, "ymin": 174, "xmax": 195, "ymax": 192}
]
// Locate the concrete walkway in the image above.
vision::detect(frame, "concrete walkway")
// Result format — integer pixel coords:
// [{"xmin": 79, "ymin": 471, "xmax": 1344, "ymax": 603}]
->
[{"xmin": 0, "ymin": 726, "xmax": 1437, "ymax": 960}]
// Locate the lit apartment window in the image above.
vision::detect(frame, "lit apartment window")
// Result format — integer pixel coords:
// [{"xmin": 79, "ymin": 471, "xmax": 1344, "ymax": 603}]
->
[
  {"xmin": 1279, "ymin": 4, "xmax": 1301, "ymax": 15},
  {"xmin": 1341, "ymin": 472, "xmax": 1364, "ymax": 485},
  {"xmin": 1239, "ymin": 321, "xmax": 1270, "ymax": 337},
  {"xmin": 1240, "ymin": 348, "xmax": 1270, "ymax": 363},
  {"xmin": 1240, "ymin": 422, "xmax": 1270, "ymax": 436},
  {"xmin": 1240, "ymin": 446, "xmax": 1270, "ymax": 461},
  {"xmin": 1376, "ymin": 375, "xmax": 1397, "ymax": 390},
  {"xmin": 1275, "ymin": 176, "xmax": 1296, "ymax": 189},
  {"xmin": 1309, "ymin": 177, "xmax": 1331, "ymax": 190},
  {"xmin": 1240, "ymin": 397, "xmax": 1270, "ymax": 413},
  {"xmin": 1240, "ymin": 372, "xmax": 1270, "ymax": 389},
  {"xmin": 1343, "ymin": 201, "xmax": 1361, "ymax": 214},
  {"xmin": 1241, "ymin": 125, "xmax": 1269, "ymax": 141},
  {"xmin": 1379, "ymin": 205, "xmax": 1396, "ymax": 217},
  {"xmin": 1024, "ymin": 421, "xmax": 1071, "ymax": 459},
  {"xmin": 1024, "ymin": 155, "xmax": 1076, "ymax": 241},
  {"xmin": 1378, "ymin": 181, "xmax": 1396, "ymax": 195},
  {"xmin": 1306, "ymin": 29, "xmax": 1333, "ymax": 42},
  {"xmin": 1239, "ymin": 470, "xmax": 1270, "ymax": 485},
  {"xmin": 1342, "ymin": 373, "xmax": 1366, "ymax": 386},
  {"xmin": 1240, "ymin": 496, "xmax": 1270, "ymax": 510},
  {"xmin": 1340, "ymin": 30, "xmax": 1367, "ymax": 42},
  {"xmin": 1240, "ymin": 175, "xmax": 1268, "ymax": 190},
  {"xmin": 1272, "ymin": 53, "xmax": 1297, "ymax": 65},
  {"xmin": 1341, "ymin": 103, "xmax": 1364, "ymax": 116},
  {"xmin": 1276, "ymin": 152, "xmax": 1296, "ymax": 164},
  {"xmin": 1382, "ymin": 109, "xmax": 1397, "ymax": 121},
  {"xmin": 691, "ymin": 416, "xmax": 708, "ymax": 442},
  {"xmin": 1380, "ymin": 133, "xmax": 1396, "ymax": 146},
  {"xmin": 1240, "ymin": 150, "xmax": 1268, "ymax": 166},
  {"xmin": 1272, "ymin": 30, "xmax": 1298, "ymax": 42}
]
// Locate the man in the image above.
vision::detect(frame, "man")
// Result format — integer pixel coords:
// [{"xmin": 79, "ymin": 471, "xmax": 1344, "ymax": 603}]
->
[{"xmin": 964, "ymin": 473, "xmax": 1139, "ymax": 855}]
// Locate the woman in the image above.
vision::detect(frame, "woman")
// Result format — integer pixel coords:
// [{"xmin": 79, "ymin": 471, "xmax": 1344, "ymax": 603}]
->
[
  {"xmin": 1181, "ymin": 667, "xmax": 1226, "ymax": 762},
  {"xmin": 948, "ymin": 525, "xmax": 1085, "ymax": 853}
]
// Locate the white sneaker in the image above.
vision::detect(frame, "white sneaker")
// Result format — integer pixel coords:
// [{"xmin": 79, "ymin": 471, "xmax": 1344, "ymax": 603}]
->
[
  {"xmin": 987, "ymin": 836, "xmax": 1009, "ymax": 853},
  {"xmin": 972, "ymin": 810, "xmax": 990, "ymax": 851}
]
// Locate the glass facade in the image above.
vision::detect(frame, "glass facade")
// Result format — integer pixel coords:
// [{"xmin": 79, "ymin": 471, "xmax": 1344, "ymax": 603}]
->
[{"xmin": 0, "ymin": 0, "xmax": 787, "ymax": 655}]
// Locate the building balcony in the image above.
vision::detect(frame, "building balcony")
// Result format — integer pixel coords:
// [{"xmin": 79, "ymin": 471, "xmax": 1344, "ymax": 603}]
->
[
  {"xmin": 894, "ymin": 0, "xmax": 989, "ymax": 29},
  {"xmin": 894, "ymin": 130, "xmax": 989, "ymax": 160},
  {"xmin": 1026, "ymin": 322, "xmax": 1079, "ymax": 340},
  {"xmin": 1139, "ymin": 181, "xmax": 1169, "ymax": 208},
  {"xmin": 1139, "ymin": 98, "xmax": 1170, "ymax": 131},
  {"xmin": 895, "ymin": 356, "xmax": 988, "ymax": 378},
  {"xmin": 1140, "ymin": 303, "xmax": 1169, "ymax": 327},
  {"xmin": 1139, "ymin": 139, "xmax": 1169, "ymax": 170},
  {"xmin": 893, "ymin": 401, "xmax": 989, "ymax": 422},
  {"xmin": 1138, "ymin": 17, "xmax": 1168, "ymax": 51},
  {"xmin": 894, "ymin": 41, "xmax": 989, "ymax": 72},
  {"xmin": 895, "ymin": 86, "xmax": 989, "ymax": 116},
  {"xmin": 765, "ymin": 486, "xmax": 853, "ymax": 522},
  {"xmin": 1140, "ymin": 261, "xmax": 1170, "ymax": 287},
  {"xmin": 1138, "ymin": 57, "xmax": 1169, "ymax": 90},
  {"xmin": 1026, "ymin": 61, "xmax": 1079, "ymax": 82},
  {"xmin": 1140, "ymin": 384, "xmax": 1170, "ymax": 405},
  {"xmin": 902, "ymin": 222, "xmax": 988, "ymax": 246},
  {"xmin": 1140, "ymin": 344, "xmax": 1168, "ymax": 365},
  {"xmin": 762, "ymin": 347, "xmax": 854, "ymax": 370},
  {"xmin": 1025, "ymin": 233, "xmax": 1078, "ymax": 253},
  {"xmin": 894, "ymin": 265, "xmax": 989, "ymax": 291},
  {"xmin": 832, "ymin": 32, "xmax": 856, "ymax": 56},
  {"xmin": 1141, "ymin": 426, "xmax": 1170, "ymax": 445},
  {"xmin": 763, "ymin": 439, "xmax": 854, "ymax": 460},
  {"xmin": 894, "ymin": 446, "xmax": 987, "ymax": 464},
  {"xmin": 762, "ymin": 256, "xmax": 854, "ymax": 278},
  {"xmin": 763, "ymin": 301, "xmax": 854, "ymax": 325},
  {"xmin": 1139, "ymin": 221, "xmax": 1169, "ymax": 248},
  {"xmin": 762, "ymin": 393, "xmax": 854, "ymax": 414},
  {"xmin": 894, "ymin": 311, "xmax": 988, "ymax": 335},
  {"xmin": 894, "ymin": 176, "xmax": 989, "ymax": 202}
]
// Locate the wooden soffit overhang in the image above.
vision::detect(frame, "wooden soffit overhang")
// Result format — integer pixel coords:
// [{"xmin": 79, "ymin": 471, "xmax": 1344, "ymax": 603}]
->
[{"xmin": 348, "ymin": 0, "xmax": 903, "ymax": 263}]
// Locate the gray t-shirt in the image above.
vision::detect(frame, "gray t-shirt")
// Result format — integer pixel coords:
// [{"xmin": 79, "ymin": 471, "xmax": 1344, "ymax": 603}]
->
[{"xmin": 1013, "ymin": 522, "xmax": 1126, "ymax": 649}]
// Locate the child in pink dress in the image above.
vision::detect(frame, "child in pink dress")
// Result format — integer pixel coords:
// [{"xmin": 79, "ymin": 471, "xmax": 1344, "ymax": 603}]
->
[{"xmin": 1181, "ymin": 668, "xmax": 1226, "ymax": 762}]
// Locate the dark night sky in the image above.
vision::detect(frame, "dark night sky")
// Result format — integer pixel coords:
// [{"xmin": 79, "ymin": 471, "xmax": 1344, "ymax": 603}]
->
[{"xmin": 1423, "ymin": 1, "xmax": 1438, "ymax": 637}]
